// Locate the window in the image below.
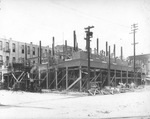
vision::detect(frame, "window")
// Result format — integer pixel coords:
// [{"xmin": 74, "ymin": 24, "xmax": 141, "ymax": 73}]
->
[
  {"xmin": 33, "ymin": 47, "xmax": 35, "ymax": 55},
  {"xmin": 12, "ymin": 43, "xmax": 16, "ymax": 52},
  {"xmin": 6, "ymin": 42, "xmax": 9, "ymax": 51},
  {"xmin": 12, "ymin": 57, "xmax": 16, "ymax": 63},
  {"xmin": 0, "ymin": 41, "xmax": 2, "ymax": 50},
  {"xmin": 28, "ymin": 46, "xmax": 30, "ymax": 54},
  {"xmin": 6, "ymin": 56, "xmax": 9, "ymax": 66},
  {"xmin": 22, "ymin": 45, "xmax": 24, "ymax": 54},
  {"xmin": 6, "ymin": 56, "xmax": 9, "ymax": 61}
]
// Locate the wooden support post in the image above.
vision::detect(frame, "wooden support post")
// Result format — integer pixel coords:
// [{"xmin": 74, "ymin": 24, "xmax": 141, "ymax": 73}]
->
[
  {"xmin": 55, "ymin": 68, "xmax": 58, "ymax": 89},
  {"xmin": 39, "ymin": 70, "xmax": 41, "ymax": 85},
  {"xmin": 94, "ymin": 68, "xmax": 96, "ymax": 82},
  {"xmin": 7, "ymin": 75, "xmax": 9, "ymax": 88},
  {"xmin": 121, "ymin": 70, "xmax": 122, "ymax": 83},
  {"xmin": 66, "ymin": 77, "xmax": 81, "ymax": 91},
  {"xmin": 140, "ymin": 69, "xmax": 142, "ymax": 85},
  {"xmin": 114, "ymin": 70, "xmax": 116, "ymax": 86},
  {"xmin": 66, "ymin": 67, "xmax": 68, "ymax": 89},
  {"xmin": 127, "ymin": 70, "xmax": 128, "ymax": 84},
  {"xmin": 46, "ymin": 69, "xmax": 48, "ymax": 89},
  {"xmin": 79, "ymin": 66, "xmax": 82, "ymax": 92}
]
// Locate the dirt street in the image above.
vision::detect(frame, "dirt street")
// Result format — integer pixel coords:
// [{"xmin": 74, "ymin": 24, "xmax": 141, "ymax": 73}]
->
[{"xmin": 0, "ymin": 87, "xmax": 150, "ymax": 119}]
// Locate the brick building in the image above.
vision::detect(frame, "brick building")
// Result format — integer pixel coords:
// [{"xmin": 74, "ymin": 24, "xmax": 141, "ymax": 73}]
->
[{"xmin": 0, "ymin": 38, "xmax": 50, "ymax": 82}]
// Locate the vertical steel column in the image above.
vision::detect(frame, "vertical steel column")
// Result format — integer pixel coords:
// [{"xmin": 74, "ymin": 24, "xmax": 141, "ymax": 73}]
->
[
  {"xmin": 25, "ymin": 43, "xmax": 27, "ymax": 65},
  {"xmin": 121, "ymin": 46, "xmax": 123, "ymax": 60},
  {"xmin": 97, "ymin": 38, "xmax": 99, "ymax": 55},
  {"xmin": 106, "ymin": 41, "xmax": 108, "ymax": 56},
  {"xmin": 114, "ymin": 44, "xmax": 116, "ymax": 62},
  {"xmin": 39, "ymin": 41, "xmax": 42, "ymax": 64}
]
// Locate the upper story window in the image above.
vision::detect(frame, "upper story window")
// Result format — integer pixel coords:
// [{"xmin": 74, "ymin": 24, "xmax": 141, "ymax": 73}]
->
[
  {"xmin": 22, "ymin": 45, "xmax": 24, "ymax": 54},
  {"xmin": 6, "ymin": 56, "xmax": 9, "ymax": 61},
  {"xmin": 0, "ymin": 41, "xmax": 2, "ymax": 50},
  {"xmin": 28, "ymin": 46, "xmax": 30, "ymax": 54},
  {"xmin": 12, "ymin": 43, "xmax": 16, "ymax": 52},
  {"xmin": 6, "ymin": 42, "xmax": 9, "ymax": 51},
  {"xmin": 33, "ymin": 47, "xmax": 35, "ymax": 55}
]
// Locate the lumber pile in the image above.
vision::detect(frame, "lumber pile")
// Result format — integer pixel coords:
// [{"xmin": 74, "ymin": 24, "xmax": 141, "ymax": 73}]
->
[{"xmin": 88, "ymin": 82, "xmax": 139, "ymax": 96}]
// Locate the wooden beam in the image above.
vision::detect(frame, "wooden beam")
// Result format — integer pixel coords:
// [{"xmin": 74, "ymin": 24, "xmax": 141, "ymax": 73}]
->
[
  {"xmin": 127, "ymin": 69, "xmax": 128, "ymax": 84},
  {"xmin": 121, "ymin": 69, "xmax": 122, "ymax": 83},
  {"xmin": 58, "ymin": 74, "xmax": 66, "ymax": 86},
  {"xmin": 114, "ymin": 70, "xmax": 116, "ymax": 86},
  {"xmin": 39, "ymin": 69, "xmax": 41, "ymax": 85},
  {"xmin": 55, "ymin": 68, "xmax": 58, "ymax": 89},
  {"xmin": 66, "ymin": 67, "xmax": 68, "ymax": 89},
  {"xmin": 79, "ymin": 66, "xmax": 82, "ymax": 92},
  {"xmin": 66, "ymin": 77, "xmax": 81, "ymax": 91}
]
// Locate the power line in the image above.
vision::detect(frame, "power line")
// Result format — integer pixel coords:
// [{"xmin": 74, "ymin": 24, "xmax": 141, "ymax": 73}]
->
[{"xmin": 50, "ymin": 1, "xmax": 129, "ymax": 30}]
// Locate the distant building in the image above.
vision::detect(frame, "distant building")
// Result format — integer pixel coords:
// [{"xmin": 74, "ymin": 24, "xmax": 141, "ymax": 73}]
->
[
  {"xmin": 128, "ymin": 54, "xmax": 150, "ymax": 77},
  {"xmin": 0, "ymin": 38, "xmax": 50, "ymax": 82}
]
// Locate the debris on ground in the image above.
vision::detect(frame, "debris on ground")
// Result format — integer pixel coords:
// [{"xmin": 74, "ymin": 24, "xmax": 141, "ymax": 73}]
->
[{"xmin": 88, "ymin": 82, "xmax": 145, "ymax": 96}]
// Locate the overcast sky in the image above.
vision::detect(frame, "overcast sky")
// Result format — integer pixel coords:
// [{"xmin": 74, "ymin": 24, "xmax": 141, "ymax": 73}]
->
[{"xmin": 0, "ymin": 0, "xmax": 150, "ymax": 58}]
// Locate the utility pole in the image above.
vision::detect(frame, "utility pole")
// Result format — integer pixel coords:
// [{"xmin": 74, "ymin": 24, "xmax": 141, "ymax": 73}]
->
[
  {"xmin": 108, "ymin": 46, "xmax": 111, "ymax": 86},
  {"xmin": 130, "ymin": 23, "xmax": 138, "ymax": 83},
  {"xmin": 84, "ymin": 26, "xmax": 94, "ymax": 90}
]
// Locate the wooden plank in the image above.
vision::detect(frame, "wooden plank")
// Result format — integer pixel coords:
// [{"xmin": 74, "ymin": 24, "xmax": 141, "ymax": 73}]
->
[
  {"xmin": 121, "ymin": 70, "xmax": 122, "ymax": 83},
  {"xmin": 115, "ymin": 70, "xmax": 116, "ymax": 86},
  {"xmin": 79, "ymin": 66, "xmax": 82, "ymax": 92},
  {"xmin": 66, "ymin": 77, "xmax": 81, "ymax": 90},
  {"xmin": 66, "ymin": 67, "xmax": 68, "ymax": 89},
  {"xmin": 55, "ymin": 68, "xmax": 58, "ymax": 89},
  {"xmin": 127, "ymin": 70, "xmax": 128, "ymax": 84}
]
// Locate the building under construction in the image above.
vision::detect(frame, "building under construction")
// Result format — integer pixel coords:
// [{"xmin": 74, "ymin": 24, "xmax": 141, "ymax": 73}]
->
[{"xmin": 0, "ymin": 30, "xmax": 145, "ymax": 92}]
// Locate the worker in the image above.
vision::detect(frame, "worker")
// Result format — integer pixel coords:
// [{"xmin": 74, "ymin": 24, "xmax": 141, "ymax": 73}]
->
[{"xmin": 131, "ymin": 82, "xmax": 135, "ymax": 89}]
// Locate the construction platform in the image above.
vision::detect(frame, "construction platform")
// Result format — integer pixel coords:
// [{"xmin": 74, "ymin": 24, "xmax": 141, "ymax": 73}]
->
[
  {"xmin": 1, "ymin": 51, "xmax": 144, "ymax": 92},
  {"xmin": 47, "ymin": 51, "xmax": 143, "ymax": 91}
]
